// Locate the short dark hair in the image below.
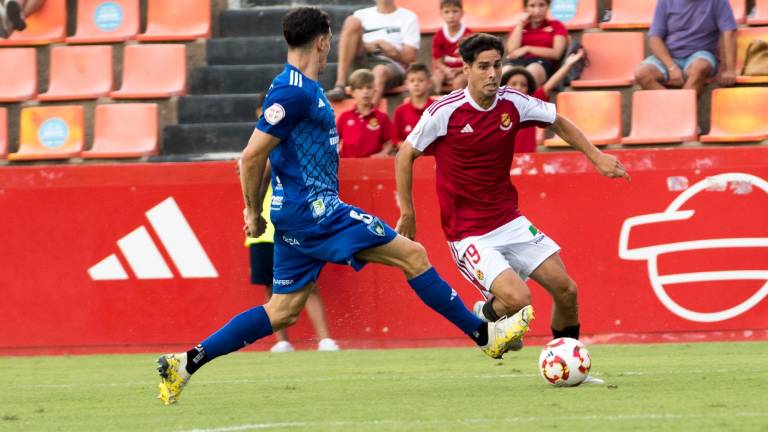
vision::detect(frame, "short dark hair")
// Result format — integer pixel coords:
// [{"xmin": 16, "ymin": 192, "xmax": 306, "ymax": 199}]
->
[
  {"xmin": 524, "ymin": 0, "xmax": 551, "ymax": 6},
  {"xmin": 406, "ymin": 63, "xmax": 431, "ymax": 78},
  {"xmin": 440, "ymin": 0, "xmax": 463, "ymax": 9},
  {"xmin": 501, "ymin": 66, "xmax": 537, "ymax": 95},
  {"xmin": 459, "ymin": 33, "xmax": 504, "ymax": 64},
  {"xmin": 283, "ymin": 7, "xmax": 331, "ymax": 48}
]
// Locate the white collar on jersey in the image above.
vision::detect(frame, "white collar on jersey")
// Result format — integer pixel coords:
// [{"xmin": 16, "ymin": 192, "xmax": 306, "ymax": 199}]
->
[
  {"xmin": 441, "ymin": 22, "xmax": 467, "ymax": 43},
  {"xmin": 464, "ymin": 87, "xmax": 499, "ymax": 112}
]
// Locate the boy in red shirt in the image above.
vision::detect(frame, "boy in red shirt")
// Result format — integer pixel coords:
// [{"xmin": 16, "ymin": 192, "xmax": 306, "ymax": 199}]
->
[
  {"xmin": 431, "ymin": 0, "xmax": 472, "ymax": 93},
  {"xmin": 337, "ymin": 69, "xmax": 395, "ymax": 158},
  {"xmin": 393, "ymin": 64, "xmax": 436, "ymax": 147}
]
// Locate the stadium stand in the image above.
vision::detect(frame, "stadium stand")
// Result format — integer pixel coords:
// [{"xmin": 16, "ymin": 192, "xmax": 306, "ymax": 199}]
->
[
  {"xmin": 544, "ymin": 91, "xmax": 622, "ymax": 147},
  {"xmin": 330, "ymin": 98, "xmax": 388, "ymax": 116},
  {"xmin": 570, "ymin": 32, "xmax": 645, "ymax": 88},
  {"xmin": 0, "ymin": 48, "xmax": 37, "ymax": 102},
  {"xmin": 66, "ymin": 0, "xmax": 140, "ymax": 44},
  {"xmin": 700, "ymin": 87, "xmax": 768, "ymax": 143},
  {"xmin": 748, "ymin": 0, "xmax": 768, "ymax": 25},
  {"xmin": 82, "ymin": 104, "xmax": 159, "ymax": 158},
  {"xmin": 39, "ymin": 45, "xmax": 113, "ymax": 101},
  {"xmin": 389, "ymin": 0, "xmax": 442, "ymax": 34},
  {"xmin": 736, "ymin": 26, "xmax": 768, "ymax": 84},
  {"xmin": 137, "ymin": 0, "xmax": 212, "ymax": 41},
  {"xmin": 9, "ymin": 106, "xmax": 84, "ymax": 160},
  {"xmin": 550, "ymin": 0, "xmax": 597, "ymax": 30},
  {"xmin": 599, "ymin": 0, "xmax": 656, "ymax": 29},
  {"xmin": 463, "ymin": 0, "xmax": 524, "ymax": 33},
  {"xmin": 0, "ymin": 108, "xmax": 6, "ymax": 158},
  {"xmin": 621, "ymin": 89, "xmax": 698, "ymax": 145},
  {"xmin": 730, "ymin": 0, "xmax": 747, "ymax": 24},
  {"xmin": 109, "ymin": 44, "xmax": 187, "ymax": 99},
  {"xmin": 0, "ymin": 0, "xmax": 66, "ymax": 46}
]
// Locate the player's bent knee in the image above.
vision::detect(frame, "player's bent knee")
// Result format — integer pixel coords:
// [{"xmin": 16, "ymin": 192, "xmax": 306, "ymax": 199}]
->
[
  {"xmin": 494, "ymin": 288, "xmax": 531, "ymax": 312},
  {"xmin": 554, "ymin": 279, "xmax": 578, "ymax": 306},
  {"xmin": 402, "ymin": 241, "xmax": 430, "ymax": 277}
]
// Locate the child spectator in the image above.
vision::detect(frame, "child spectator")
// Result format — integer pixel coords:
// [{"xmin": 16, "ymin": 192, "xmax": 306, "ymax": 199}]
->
[
  {"xmin": 505, "ymin": 0, "xmax": 568, "ymax": 87},
  {"xmin": 431, "ymin": 0, "xmax": 472, "ymax": 93},
  {"xmin": 393, "ymin": 64, "xmax": 436, "ymax": 147},
  {"xmin": 337, "ymin": 69, "xmax": 395, "ymax": 158},
  {"xmin": 502, "ymin": 49, "xmax": 584, "ymax": 153}
]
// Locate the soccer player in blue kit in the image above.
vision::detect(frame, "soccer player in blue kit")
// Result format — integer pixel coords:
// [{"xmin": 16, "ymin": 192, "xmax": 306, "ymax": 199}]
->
[{"xmin": 156, "ymin": 7, "xmax": 534, "ymax": 405}]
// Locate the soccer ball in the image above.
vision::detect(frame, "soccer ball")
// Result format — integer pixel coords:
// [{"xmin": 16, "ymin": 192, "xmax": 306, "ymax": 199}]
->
[{"xmin": 538, "ymin": 337, "xmax": 591, "ymax": 387}]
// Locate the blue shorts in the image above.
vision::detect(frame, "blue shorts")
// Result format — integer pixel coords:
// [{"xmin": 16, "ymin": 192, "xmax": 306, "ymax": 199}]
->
[
  {"xmin": 271, "ymin": 204, "xmax": 398, "ymax": 294},
  {"xmin": 642, "ymin": 51, "xmax": 718, "ymax": 83}
]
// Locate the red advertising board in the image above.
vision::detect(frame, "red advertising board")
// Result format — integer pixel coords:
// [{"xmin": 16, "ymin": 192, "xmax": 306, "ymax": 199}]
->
[{"xmin": 1, "ymin": 146, "xmax": 767, "ymax": 354}]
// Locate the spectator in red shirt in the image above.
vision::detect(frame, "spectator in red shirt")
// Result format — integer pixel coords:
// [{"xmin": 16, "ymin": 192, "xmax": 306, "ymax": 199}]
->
[
  {"xmin": 504, "ymin": 0, "xmax": 568, "ymax": 87},
  {"xmin": 502, "ymin": 49, "xmax": 585, "ymax": 153},
  {"xmin": 393, "ymin": 64, "xmax": 436, "ymax": 147},
  {"xmin": 337, "ymin": 69, "xmax": 395, "ymax": 158},
  {"xmin": 431, "ymin": 0, "xmax": 472, "ymax": 93}
]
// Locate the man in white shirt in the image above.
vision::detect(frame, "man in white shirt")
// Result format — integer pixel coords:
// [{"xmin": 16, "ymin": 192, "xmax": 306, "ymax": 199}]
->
[{"xmin": 326, "ymin": 0, "xmax": 421, "ymax": 106}]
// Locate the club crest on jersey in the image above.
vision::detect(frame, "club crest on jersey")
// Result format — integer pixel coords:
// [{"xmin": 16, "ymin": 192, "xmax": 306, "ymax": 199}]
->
[
  {"xmin": 475, "ymin": 269, "xmax": 485, "ymax": 281},
  {"xmin": 500, "ymin": 113, "xmax": 513, "ymax": 131},
  {"xmin": 264, "ymin": 103, "xmax": 286, "ymax": 125},
  {"xmin": 367, "ymin": 118, "xmax": 380, "ymax": 131}
]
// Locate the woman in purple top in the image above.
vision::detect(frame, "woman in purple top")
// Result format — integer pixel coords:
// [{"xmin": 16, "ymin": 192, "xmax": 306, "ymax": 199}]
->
[{"xmin": 634, "ymin": 0, "xmax": 738, "ymax": 95}]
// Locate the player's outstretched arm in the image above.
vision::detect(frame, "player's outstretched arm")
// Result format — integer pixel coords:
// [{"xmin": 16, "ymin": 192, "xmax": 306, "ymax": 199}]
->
[
  {"xmin": 394, "ymin": 140, "xmax": 423, "ymax": 239},
  {"xmin": 548, "ymin": 113, "xmax": 630, "ymax": 181},
  {"xmin": 241, "ymin": 129, "xmax": 281, "ymax": 237}
]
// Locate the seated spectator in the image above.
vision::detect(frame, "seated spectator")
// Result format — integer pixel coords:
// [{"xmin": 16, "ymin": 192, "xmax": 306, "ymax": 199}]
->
[
  {"xmin": 326, "ymin": 0, "xmax": 420, "ymax": 106},
  {"xmin": 634, "ymin": 0, "xmax": 737, "ymax": 95},
  {"xmin": 0, "ymin": 0, "xmax": 45, "ymax": 38},
  {"xmin": 502, "ymin": 49, "xmax": 585, "ymax": 153},
  {"xmin": 504, "ymin": 0, "xmax": 568, "ymax": 87},
  {"xmin": 393, "ymin": 64, "xmax": 436, "ymax": 148},
  {"xmin": 337, "ymin": 69, "xmax": 395, "ymax": 158},
  {"xmin": 431, "ymin": 0, "xmax": 472, "ymax": 93}
]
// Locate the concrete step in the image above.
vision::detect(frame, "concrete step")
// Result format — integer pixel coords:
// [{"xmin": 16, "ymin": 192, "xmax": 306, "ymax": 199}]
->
[
  {"xmin": 162, "ymin": 122, "xmax": 253, "ymax": 154},
  {"xmin": 219, "ymin": 5, "xmax": 356, "ymax": 37},
  {"xmin": 207, "ymin": 36, "xmax": 340, "ymax": 65},
  {"xmin": 190, "ymin": 63, "xmax": 338, "ymax": 94},
  {"xmin": 177, "ymin": 94, "xmax": 263, "ymax": 124}
]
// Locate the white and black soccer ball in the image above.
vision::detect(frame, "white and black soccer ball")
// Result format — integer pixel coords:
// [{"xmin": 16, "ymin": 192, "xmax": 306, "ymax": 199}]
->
[{"xmin": 538, "ymin": 337, "xmax": 591, "ymax": 387}]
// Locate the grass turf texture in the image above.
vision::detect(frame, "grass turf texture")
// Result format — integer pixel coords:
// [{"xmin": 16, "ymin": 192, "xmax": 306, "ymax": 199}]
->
[{"xmin": 1, "ymin": 342, "xmax": 767, "ymax": 432}]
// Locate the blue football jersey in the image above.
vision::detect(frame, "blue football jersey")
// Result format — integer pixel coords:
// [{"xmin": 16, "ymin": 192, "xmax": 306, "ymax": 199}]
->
[{"xmin": 256, "ymin": 64, "xmax": 341, "ymax": 231}]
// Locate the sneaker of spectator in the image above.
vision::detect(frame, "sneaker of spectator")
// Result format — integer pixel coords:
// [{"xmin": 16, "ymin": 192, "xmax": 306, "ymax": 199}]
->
[
  {"xmin": 5, "ymin": 0, "xmax": 27, "ymax": 32},
  {"xmin": 0, "ymin": 5, "xmax": 8, "ymax": 39}
]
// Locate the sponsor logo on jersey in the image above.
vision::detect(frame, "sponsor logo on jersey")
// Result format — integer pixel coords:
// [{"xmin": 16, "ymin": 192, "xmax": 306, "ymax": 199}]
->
[
  {"xmin": 282, "ymin": 235, "xmax": 301, "ymax": 246},
  {"xmin": 311, "ymin": 199, "xmax": 326, "ymax": 217},
  {"xmin": 318, "ymin": 99, "xmax": 326, "ymax": 108},
  {"xmin": 273, "ymin": 278, "xmax": 295, "ymax": 286},
  {"xmin": 461, "ymin": 124, "xmax": 474, "ymax": 133},
  {"xmin": 264, "ymin": 103, "xmax": 286, "ymax": 125},
  {"xmin": 500, "ymin": 113, "xmax": 513, "ymax": 131}
]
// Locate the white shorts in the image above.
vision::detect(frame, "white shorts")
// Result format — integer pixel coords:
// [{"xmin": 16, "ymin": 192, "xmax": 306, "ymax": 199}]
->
[{"xmin": 447, "ymin": 216, "xmax": 560, "ymax": 298}]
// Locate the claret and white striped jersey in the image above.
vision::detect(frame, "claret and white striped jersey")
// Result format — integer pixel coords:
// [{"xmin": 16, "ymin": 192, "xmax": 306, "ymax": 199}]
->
[{"xmin": 406, "ymin": 87, "xmax": 556, "ymax": 241}]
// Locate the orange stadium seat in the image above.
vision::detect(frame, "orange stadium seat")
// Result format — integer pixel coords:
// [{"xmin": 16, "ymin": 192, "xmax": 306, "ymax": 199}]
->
[
  {"xmin": 110, "ymin": 44, "xmax": 187, "ymax": 99},
  {"xmin": 9, "ymin": 106, "xmax": 84, "ymax": 161},
  {"xmin": 39, "ymin": 45, "xmax": 113, "ymax": 101},
  {"xmin": 544, "ymin": 91, "xmax": 622, "ymax": 147},
  {"xmin": 330, "ymin": 98, "xmax": 388, "ymax": 117},
  {"xmin": 0, "ymin": 108, "xmax": 7, "ymax": 158},
  {"xmin": 748, "ymin": 0, "xmax": 768, "ymax": 25},
  {"xmin": 735, "ymin": 27, "xmax": 768, "ymax": 84},
  {"xmin": 599, "ymin": 0, "xmax": 656, "ymax": 29},
  {"xmin": 0, "ymin": 0, "xmax": 66, "ymax": 46},
  {"xmin": 136, "ymin": 0, "xmax": 211, "ymax": 41},
  {"xmin": 463, "ymin": 0, "xmax": 524, "ymax": 33},
  {"xmin": 700, "ymin": 87, "xmax": 768, "ymax": 143},
  {"xmin": 82, "ymin": 104, "xmax": 158, "ymax": 158},
  {"xmin": 621, "ymin": 90, "xmax": 697, "ymax": 145},
  {"xmin": 570, "ymin": 32, "xmax": 644, "ymax": 88},
  {"xmin": 729, "ymin": 0, "xmax": 746, "ymax": 24},
  {"xmin": 549, "ymin": 0, "xmax": 597, "ymax": 30},
  {"xmin": 390, "ymin": 0, "xmax": 442, "ymax": 33},
  {"xmin": 0, "ymin": 48, "xmax": 37, "ymax": 102},
  {"xmin": 66, "ymin": 0, "xmax": 140, "ymax": 44}
]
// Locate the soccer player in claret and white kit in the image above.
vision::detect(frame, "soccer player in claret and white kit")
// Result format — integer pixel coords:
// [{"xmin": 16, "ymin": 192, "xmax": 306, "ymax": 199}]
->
[
  {"xmin": 396, "ymin": 33, "xmax": 630, "ymax": 349},
  {"xmin": 155, "ymin": 11, "xmax": 534, "ymax": 406}
]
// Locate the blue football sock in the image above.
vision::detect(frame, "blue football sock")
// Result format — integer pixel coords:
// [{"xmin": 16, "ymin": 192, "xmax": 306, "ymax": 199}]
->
[
  {"xmin": 193, "ymin": 306, "xmax": 274, "ymax": 370},
  {"xmin": 408, "ymin": 267, "xmax": 485, "ymax": 341}
]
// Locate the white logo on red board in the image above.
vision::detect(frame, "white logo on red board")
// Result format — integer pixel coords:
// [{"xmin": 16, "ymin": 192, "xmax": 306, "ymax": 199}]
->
[
  {"xmin": 88, "ymin": 197, "xmax": 218, "ymax": 281},
  {"xmin": 619, "ymin": 173, "xmax": 768, "ymax": 322}
]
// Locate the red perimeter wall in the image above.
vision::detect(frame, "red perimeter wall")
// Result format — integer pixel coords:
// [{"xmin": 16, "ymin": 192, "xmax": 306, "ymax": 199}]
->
[{"xmin": 1, "ymin": 146, "xmax": 767, "ymax": 355}]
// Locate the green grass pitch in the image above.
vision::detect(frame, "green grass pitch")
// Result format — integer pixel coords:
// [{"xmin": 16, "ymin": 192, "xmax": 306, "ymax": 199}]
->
[{"xmin": 2, "ymin": 342, "xmax": 767, "ymax": 431}]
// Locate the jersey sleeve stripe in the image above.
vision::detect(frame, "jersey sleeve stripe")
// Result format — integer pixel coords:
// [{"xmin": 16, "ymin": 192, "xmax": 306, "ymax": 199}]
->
[{"xmin": 427, "ymin": 90, "xmax": 465, "ymax": 115}]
